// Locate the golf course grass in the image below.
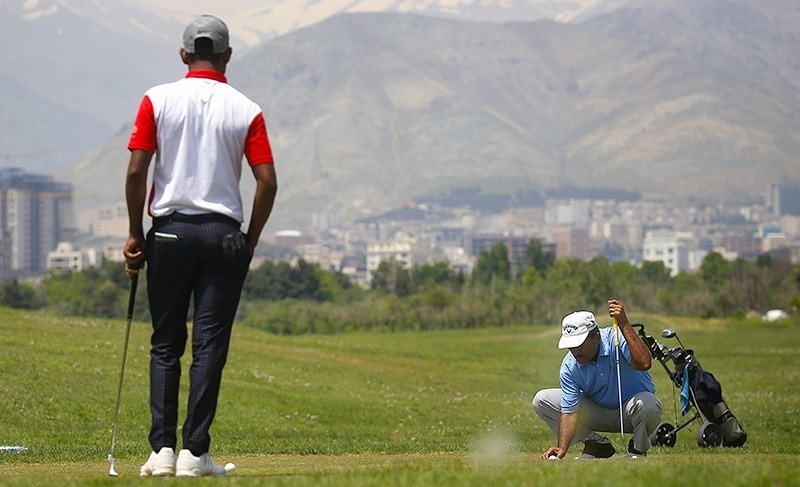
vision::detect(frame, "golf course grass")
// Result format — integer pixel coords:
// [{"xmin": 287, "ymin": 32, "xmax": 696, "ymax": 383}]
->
[{"xmin": 1, "ymin": 307, "xmax": 798, "ymax": 486}]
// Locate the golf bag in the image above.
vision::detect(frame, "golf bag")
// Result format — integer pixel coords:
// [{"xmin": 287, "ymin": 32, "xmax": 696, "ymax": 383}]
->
[{"xmin": 632, "ymin": 323, "xmax": 747, "ymax": 448}]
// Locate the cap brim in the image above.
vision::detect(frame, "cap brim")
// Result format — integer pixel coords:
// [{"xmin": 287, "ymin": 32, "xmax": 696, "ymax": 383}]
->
[{"xmin": 558, "ymin": 332, "xmax": 589, "ymax": 349}]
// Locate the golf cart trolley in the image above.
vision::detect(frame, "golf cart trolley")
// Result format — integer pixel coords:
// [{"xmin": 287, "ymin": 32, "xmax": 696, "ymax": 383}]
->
[{"xmin": 632, "ymin": 323, "xmax": 748, "ymax": 448}]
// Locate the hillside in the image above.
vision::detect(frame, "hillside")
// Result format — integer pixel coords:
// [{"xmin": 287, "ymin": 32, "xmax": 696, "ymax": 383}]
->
[
  {"xmin": 64, "ymin": 2, "xmax": 800, "ymax": 232},
  {"xmin": 133, "ymin": 0, "xmax": 635, "ymax": 44},
  {"xmin": 0, "ymin": 0, "xmax": 632, "ymax": 171},
  {"xmin": 0, "ymin": 0, "xmax": 182, "ymax": 171}
]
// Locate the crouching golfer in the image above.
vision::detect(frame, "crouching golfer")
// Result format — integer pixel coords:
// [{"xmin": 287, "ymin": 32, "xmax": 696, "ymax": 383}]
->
[
  {"xmin": 123, "ymin": 14, "xmax": 278, "ymax": 476},
  {"xmin": 533, "ymin": 299, "xmax": 662, "ymax": 460}
]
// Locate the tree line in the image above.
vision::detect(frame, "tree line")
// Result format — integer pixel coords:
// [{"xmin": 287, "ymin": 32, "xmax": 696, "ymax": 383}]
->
[{"xmin": 1, "ymin": 240, "xmax": 798, "ymax": 334}]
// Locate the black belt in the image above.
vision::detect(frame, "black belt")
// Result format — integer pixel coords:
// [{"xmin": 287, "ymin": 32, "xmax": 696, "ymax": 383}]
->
[{"xmin": 153, "ymin": 212, "xmax": 239, "ymax": 227}]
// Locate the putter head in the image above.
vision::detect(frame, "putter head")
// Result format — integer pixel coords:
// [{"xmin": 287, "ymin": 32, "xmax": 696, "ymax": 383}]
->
[
  {"xmin": 661, "ymin": 328, "xmax": 676, "ymax": 339},
  {"xmin": 108, "ymin": 454, "xmax": 118, "ymax": 477}
]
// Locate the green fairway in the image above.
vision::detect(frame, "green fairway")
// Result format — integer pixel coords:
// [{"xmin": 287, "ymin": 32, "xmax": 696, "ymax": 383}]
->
[{"xmin": 1, "ymin": 308, "xmax": 798, "ymax": 486}]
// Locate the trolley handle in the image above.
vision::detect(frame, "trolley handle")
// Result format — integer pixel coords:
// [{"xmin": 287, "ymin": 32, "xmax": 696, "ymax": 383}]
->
[
  {"xmin": 632, "ymin": 323, "xmax": 664, "ymax": 360},
  {"xmin": 632, "ymin": 322, "xmax": 675, "ymax": 377}
]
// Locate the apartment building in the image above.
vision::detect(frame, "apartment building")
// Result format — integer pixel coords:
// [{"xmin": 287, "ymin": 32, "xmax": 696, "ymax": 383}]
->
[{"xmin": 0, "ymin": 168, "xmax": 74, "ymax": 279}]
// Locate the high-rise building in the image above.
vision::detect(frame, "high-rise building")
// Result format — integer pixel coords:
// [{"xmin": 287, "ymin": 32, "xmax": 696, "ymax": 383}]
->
[
  {"xmin": 765, "ymin": 183, "xmax": 800, "ymax": 217},
  {"xmin": 553, "ymin": 227, "xmax": 590, "ymax": 261},
  {"xmin": 0, "ymin": 168, "xmax": 74, "ymax": 279}
]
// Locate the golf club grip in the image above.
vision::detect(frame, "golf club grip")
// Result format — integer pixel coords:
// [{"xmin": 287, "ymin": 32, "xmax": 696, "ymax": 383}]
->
[{"xmin": 612, "ymin": 318, "xmax": 620, "ymax": 346}]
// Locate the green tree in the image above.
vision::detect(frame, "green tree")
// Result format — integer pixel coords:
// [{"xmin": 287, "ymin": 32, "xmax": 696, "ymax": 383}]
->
[
  {"xmin": 699, "ymin": 251, "xmax": 737, "ymax": 316},
  {"xmin": 538, "ymin": 258, "xmax": 588, "ymax": 315},
  {"xmin": 413, "ymin": 261, "xmax": 463, "ymax": 291},
  {"xmin": 661, "ymin": 271, "xmax": 713, "ymax": 317},
  {"xmin": 371, "ymin": 259, "xmax": 413, "ymax": 297},
  {"xmin": 0, "ymin": 279, "xmax": 43, "ymax": 310},
  {"xmin": 243, "ymin": 259, "xmax": 323, "ymax": 301},
  {"xmin": 43, "ymin": 269, "xmax": 92, "ymax": 315},
  {"xmin": 317, "ymin": 267, "xmax": 358, "ymax": 302},
  {"xmin": 635, "ymin": 260, "xmax": 672, "ymax": 313},
  {"xmin": 580, "ymin": 256, "xmax": 615, "ymax": 310},
  {"xmin": 640, "ymin": 260, "xmax": 671, "ymax": 285},
  {"xmin": 700, "ymin": 251, "xmax": 732, "ymax": 290},
  {"xmin": 795, "ymin": 263, "xmax": 800, "ymax": 288},
  {"xmin": 92, "ymin": 280, "xmax": 125, "ymax": 318},
  {"xmin": 607, "ymin": 260, "xmax": 642, "ymax": 308},
  {"xmin": 524, "ymin": 239, "xmax": 555, "ymax": 277},
  {"xmin": 472, "ymin": 243, "xmax": 511, "ymax": 287}
]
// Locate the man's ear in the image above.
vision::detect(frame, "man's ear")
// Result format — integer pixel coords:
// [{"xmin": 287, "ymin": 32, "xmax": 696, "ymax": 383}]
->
[
  {"xmin": 222, "ymin": 47, "xmax": 233, "ymax": 64},
  {"xmin": 179, "ymin": 48, "xmax": 190, "ymax": 65}
]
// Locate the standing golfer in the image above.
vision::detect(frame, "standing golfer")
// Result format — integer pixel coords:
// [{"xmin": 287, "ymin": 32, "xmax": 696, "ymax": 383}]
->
[
  {"xmin": 123, "ymin": 14, "xmax": 277, "ymax": 477},
  {"xmin": 533, "ymin": 299, "xmax": 662, "ymax": 460}
]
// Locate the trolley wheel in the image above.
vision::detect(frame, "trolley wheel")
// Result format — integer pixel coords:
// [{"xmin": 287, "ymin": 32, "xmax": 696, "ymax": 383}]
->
[
  {"xmin": 697, "ymin": 422, "xmax": 723, "ymax": 447},
  {"xmin": 650, "ymin": 422, "xmax": 677, "ymax": 447}
]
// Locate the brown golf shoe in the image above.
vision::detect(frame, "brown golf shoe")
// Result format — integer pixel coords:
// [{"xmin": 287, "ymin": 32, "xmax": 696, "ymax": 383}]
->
[{"xmin": 576, "ymin": 438, "xmax": 616, "ymax": 459}]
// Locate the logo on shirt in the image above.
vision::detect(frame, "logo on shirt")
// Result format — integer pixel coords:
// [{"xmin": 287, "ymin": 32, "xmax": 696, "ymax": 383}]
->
[{"xmin": 131, "ymin": 124, "xmax": 138, "ymax": 136}]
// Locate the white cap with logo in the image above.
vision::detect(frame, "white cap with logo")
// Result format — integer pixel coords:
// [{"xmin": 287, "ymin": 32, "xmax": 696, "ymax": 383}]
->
[{"xmin": 558, "ymin": 311, "xmax": 598, "ymax": 349}]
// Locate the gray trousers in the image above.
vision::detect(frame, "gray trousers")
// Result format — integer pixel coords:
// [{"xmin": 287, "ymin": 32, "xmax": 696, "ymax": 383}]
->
[{"xmin": 532, "ymin": 388, "xmax": 663, "ymax": 453}]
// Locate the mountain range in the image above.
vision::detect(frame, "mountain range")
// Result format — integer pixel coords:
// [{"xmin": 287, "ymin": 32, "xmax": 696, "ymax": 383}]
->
[
  {"xmin": 3, "ymin": 0, "xmax": 799, "ymax": 233},
  {"xmin": 131, "ymin": 0, "xmax": 634, "ymax": 45},
  {"xmin": 0, "ymin": 0, "xmax": 629, "ymax": 169}
]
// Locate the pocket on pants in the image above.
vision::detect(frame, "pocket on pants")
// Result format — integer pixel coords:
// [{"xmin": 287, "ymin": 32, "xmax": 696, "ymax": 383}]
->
[
  {"xmin": 147, "ymin": 229, "xmax": 181, "ymax": 271},
  {"xmin": 221, "ymin": 232, "xmax": 250, "ymax": 270}
]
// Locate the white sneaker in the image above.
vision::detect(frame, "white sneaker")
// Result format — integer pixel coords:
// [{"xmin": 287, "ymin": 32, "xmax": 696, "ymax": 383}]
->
[
  {"xmin": 175, "ymin": 449, "xmax": 234, "ymax": 477},
  {"xmin": 139, "ymin": 447, "xmax": 176, "ymax": 477}
]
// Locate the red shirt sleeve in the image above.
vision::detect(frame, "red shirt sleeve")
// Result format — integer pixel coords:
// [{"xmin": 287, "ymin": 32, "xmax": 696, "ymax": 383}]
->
[
  {"xmin": 245, "ymin": 112, "xmax": 274, "ymax": 165},
  {"xmin": 127, "ymin": 95, "xmax": 157, "ymax": 152}
]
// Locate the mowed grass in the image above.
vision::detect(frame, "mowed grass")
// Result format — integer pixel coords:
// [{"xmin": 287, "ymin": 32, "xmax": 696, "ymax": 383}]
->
[{"xmin": 0, "ymin": 307, "xmax": 798, "ymax": 486}]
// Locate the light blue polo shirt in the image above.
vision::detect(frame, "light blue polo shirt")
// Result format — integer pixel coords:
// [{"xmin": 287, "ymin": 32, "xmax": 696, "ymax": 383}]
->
[{"xmin": 559, "ymin": 327, "xmax": 656, "ymax": 412}]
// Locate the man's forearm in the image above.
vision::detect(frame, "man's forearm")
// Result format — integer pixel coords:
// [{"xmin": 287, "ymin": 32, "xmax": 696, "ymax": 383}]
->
[
  {"xmin": 246, "ymin": 164, "xmax": 277, "ymax": 252},
  {"xmin": 557, "ymin": 412, "xmax": 578, "ymax": 451},
  {"xmin": 620, "ymin": 321, "xmax": 652, "ymax": 370},
  {"xmin": 125, "ymin": 150, "xmax": 152, "ymax": 239}
]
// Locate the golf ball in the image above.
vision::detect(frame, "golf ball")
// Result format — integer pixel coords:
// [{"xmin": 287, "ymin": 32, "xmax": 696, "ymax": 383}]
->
[
  {"xmin": 547, "ymin": 454, "xmax": 559, "ymax": 460},
  {"xmin": 224, "ymin": 462, "xmax": 236, "ymax": 473}
]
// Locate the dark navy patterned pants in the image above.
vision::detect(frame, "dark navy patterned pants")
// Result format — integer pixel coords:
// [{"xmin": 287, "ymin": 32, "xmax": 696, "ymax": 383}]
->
[{"xmin": 145, "ymin": 212, "xmax": 250, "ymax": 455}]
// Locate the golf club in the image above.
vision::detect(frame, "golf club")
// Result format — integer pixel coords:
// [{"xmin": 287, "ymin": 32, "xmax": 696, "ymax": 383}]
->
[
  {"xmin": 108, "ymin": 274, "xmax": 138, "ymax": 477},
  {"xmin": 662, "ymin": 327, "xmax": 688, "ymax": 351},
  {"xmin": 612, "ymin": 318, "xmax": 625, "ymax": 445}
]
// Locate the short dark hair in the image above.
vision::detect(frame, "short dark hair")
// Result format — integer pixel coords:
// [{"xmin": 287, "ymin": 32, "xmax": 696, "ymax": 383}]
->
[
  {"xmin": 187, "ymin": 38, "xmax": 226, "ymax": 63},
  {"xmin": 588, "ymin": 328, "xmax": 600, "ymax": 339}
]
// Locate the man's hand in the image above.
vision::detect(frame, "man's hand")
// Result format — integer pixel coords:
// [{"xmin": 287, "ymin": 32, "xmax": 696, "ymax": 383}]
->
[
  {"xmin": 123, "ymin": 235, "xmax": 145, "ymax": 279},
  {"xmin": 544, "ymin": 411, "xmax": 577, "ymax": 460},
  {"xmin": 542, "ymin": 446, "xmax": 566, "ymax": 460},
  {"xmin": 608, "ymin": 298, "xmax": 652, "ymax": 370},
  {"xmin": 608, "ymin": 298, "xmax": 629, "ymax": 325}
]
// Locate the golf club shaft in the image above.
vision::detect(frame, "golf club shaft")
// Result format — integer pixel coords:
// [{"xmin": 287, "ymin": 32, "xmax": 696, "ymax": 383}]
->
[
  {"xmin": 612, "ymin": 318, "xmax": 625, "ymax": 444},
  {"xmin": 109, "ymin": 274, "xmax": 138, "ymax": 459}
]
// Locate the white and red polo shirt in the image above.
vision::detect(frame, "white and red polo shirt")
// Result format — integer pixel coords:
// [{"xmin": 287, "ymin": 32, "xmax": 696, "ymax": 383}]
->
[{"xmin": 128, "ymin": 69, "xmax": 274, "ymax": 223}]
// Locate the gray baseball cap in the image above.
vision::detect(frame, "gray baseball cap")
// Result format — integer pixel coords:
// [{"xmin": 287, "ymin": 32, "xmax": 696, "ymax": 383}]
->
[{"xmin": 183, "ymin": 15, "xmax": 229, "ymax": 54}]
